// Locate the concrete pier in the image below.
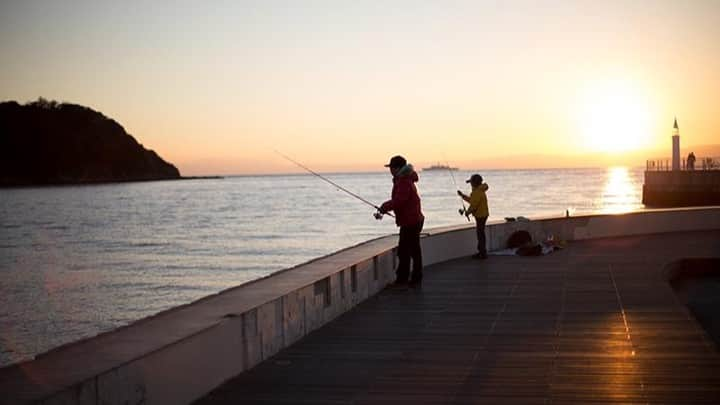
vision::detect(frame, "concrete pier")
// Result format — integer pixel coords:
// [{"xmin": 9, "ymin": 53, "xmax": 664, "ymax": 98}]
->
[
  {"xmin": 1, "ymin": 208, "xmax": 719, "ymax": 404},
  {"xmin": 643, "ymin": 170, "xmax": 720, "ymax": 207},
  {"xmin": 198, "ymin": 231, "xmax": 720, "ymax": 404}
]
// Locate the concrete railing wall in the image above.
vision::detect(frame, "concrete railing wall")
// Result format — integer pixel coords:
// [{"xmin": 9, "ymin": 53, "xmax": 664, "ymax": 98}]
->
[
  {"xmin": 422, "ymin": 207, "xmax": 720, "ymax": 267},
  {"xmin": 2, "ymin": 207, "xmax": 719, "ymax": 405}
]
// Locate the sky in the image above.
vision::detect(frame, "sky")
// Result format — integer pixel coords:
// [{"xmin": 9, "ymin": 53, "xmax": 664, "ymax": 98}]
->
[{"xmin": 1, "ymin": 0, "xmax": 719, "ymax": 175}]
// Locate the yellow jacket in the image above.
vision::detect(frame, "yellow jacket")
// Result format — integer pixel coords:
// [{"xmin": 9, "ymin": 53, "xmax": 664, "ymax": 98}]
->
[{"xmin": 466, "ymin": 183, "xmax": 489, "ymax": 218}]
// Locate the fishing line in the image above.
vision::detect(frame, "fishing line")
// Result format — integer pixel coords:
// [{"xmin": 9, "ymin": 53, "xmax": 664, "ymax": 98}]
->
[
  {"xmin": 274, "ymin": 150, "xmax": 394, "ymax": 218},
  {"xmin": 446, "ymin": 159, "xmax": 470, "ymax": 222}
]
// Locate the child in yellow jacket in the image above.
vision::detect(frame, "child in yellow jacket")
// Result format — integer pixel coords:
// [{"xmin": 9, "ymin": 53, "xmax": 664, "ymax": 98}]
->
[{"xmin": 457, "ymin": 174, "xmax": 489, "ymax": 259}]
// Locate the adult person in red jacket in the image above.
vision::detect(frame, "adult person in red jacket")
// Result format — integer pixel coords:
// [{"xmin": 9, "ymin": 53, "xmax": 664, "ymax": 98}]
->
[{"xmin": 378, "ymin": 155, "xmax": 425, "ymax": 288}]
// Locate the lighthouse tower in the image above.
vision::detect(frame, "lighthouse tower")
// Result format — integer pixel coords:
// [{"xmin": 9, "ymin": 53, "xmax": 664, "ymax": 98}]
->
[{"xmin": 672, "ymin": 118, "xmax": 680, "ymax": 171}]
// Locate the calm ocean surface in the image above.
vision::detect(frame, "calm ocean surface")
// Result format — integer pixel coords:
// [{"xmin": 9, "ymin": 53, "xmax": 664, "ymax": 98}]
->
[{"xmin": 0, "ymin": 167, "xmax": 644, "ymax": 366}]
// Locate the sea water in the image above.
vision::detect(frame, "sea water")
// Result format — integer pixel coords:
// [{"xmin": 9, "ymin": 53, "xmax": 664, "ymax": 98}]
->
[{"xmin": 0, "ymin": 167, "xmax": 644, "ymax": 366}]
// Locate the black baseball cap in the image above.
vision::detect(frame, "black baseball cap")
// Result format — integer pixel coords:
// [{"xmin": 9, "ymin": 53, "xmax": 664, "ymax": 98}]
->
[
  {"xmin": 384, "ymin": 155, "xmax": 407, "ymax": 168},
  {"xmin": 466, "ymin": 174, "xmax": 483, "ymax": 184}
]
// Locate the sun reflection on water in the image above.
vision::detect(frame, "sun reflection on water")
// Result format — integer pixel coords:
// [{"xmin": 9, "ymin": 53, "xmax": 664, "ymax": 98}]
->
[{"xmin": 600, "ymin": 167, "xmax": 640, "ymax": 214}]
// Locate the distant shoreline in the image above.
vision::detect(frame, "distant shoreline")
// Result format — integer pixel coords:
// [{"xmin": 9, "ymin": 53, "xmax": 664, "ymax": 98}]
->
[
  {"xmin": 213, "ymin": 166, "xmax": 647, "ymax": 178},
  {"xmin": 178, "ymin": 176, "xmax": 224, "ymax": 180}
]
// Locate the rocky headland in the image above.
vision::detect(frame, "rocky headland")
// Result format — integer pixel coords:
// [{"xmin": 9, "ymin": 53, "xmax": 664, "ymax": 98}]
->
[{"xmin": 0, "ymin": 98, "xmax": 181, "ymax": 186}]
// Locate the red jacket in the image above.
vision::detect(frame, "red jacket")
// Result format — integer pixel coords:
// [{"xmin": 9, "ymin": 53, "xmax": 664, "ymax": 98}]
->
[{"xmin": 380, "ymin": 166, "xmax": 424, "ymax": 227}]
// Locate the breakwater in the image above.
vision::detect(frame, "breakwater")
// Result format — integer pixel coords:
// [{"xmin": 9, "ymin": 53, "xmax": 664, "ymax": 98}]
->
[{"xmin": 643, "ymin": 170, "xmax": 720, "ymax": 207}]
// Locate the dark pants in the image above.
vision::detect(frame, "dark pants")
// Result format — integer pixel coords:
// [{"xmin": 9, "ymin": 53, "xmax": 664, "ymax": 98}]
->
[
  {"xmin": 396, "ymin": 219, "xmax": 424, "ymax": 283},
  {"xmin": 475, "ymin": 216, "xmax": 488, "ymax": 256}
]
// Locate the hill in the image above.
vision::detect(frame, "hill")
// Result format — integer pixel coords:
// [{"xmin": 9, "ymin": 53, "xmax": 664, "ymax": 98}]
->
[{"xmin": 0, "ymin": 98, "xmax": 180, "ymax": 186}]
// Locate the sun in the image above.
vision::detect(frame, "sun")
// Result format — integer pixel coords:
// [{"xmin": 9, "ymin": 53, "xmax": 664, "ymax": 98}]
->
[{"xmin": 575, "ymin": 79, "xmax": 653, "ymax": 153}]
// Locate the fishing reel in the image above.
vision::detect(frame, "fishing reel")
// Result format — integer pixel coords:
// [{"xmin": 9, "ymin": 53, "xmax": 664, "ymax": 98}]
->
[
  {"xmin": 458, "ymin": 207, "xmax": 471, "ymax": 221},
  {"xmin": 373, "ymin": 211, "xmax": 384, "ymax": 220}
]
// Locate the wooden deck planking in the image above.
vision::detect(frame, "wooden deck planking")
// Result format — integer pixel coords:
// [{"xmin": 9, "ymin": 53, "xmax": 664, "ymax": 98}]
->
[{"xmin": 197, "ymin": 231, "xmax": 720, "ymax": 404}]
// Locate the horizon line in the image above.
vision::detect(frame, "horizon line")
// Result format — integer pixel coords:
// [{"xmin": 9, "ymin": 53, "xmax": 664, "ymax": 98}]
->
[{"xmin": 199, "ymin": 165, "xmax": 647, "ymax": 178}]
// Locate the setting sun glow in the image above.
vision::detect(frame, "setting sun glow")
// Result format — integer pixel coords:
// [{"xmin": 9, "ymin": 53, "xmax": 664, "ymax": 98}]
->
[
  {"xmin": 2, "ymin": 2, "xmax": 719, "ymax": 174},
  {"xmin": 576, "ymin": 80, "xmax": 653, "ymax": 153}
]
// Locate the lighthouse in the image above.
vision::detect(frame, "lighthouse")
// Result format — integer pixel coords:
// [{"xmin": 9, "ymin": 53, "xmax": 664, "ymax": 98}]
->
[
  {"xmin": 644, "ymin": 116, "xmax": 720, "ymax": 206},
  {"xmin": 672, "ymin": 118, "xmax": 680, "ymax": 171}
]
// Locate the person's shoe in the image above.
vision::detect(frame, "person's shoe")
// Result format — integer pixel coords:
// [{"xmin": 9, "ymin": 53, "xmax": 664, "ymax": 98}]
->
[
  {"xmin": 388, "ymin": 280, "xmax": 409, "ymax": 290},
  {"xmin": 409, "ymin": 279, "xmax": 423, "ymax": 289},
  {"xmin": 472, "ymin": 253, "xmax": 488, "ymax": 260}
]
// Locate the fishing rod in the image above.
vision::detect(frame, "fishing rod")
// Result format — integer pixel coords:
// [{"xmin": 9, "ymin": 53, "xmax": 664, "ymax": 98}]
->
[
  {"xmin": 446, "ymin": 160, "xmax": 470, "ymax": 222},
  {"xmin": 274, "ymin": 150, "xmax": 393, "ymax": 219}
]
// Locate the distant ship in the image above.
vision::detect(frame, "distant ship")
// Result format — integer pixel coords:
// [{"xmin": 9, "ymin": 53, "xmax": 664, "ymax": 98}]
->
[{"xmin": 422, "ymin": 163, "xmax": 458, "ymax": 171}]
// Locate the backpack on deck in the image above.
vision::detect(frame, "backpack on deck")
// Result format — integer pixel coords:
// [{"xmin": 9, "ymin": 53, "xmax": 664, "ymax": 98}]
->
[{"xmin": 506, "ymin": 230, "xmax": 532, "ymax": 249}]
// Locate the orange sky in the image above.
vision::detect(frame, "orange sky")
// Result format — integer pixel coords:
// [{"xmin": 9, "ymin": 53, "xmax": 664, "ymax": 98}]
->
[{"xmin": 1, "ymin": 1, "xmax": 719, "ymax": 175}]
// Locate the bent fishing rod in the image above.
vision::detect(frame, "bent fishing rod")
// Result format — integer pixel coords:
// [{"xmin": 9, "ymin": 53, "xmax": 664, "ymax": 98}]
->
[
  {"xmin": 446, "ymin": 160, "xmax": 470, "ymax": 222},
  {"xmin": 274, "ymin": 150, "xmax": 394, "ymax": 219}
]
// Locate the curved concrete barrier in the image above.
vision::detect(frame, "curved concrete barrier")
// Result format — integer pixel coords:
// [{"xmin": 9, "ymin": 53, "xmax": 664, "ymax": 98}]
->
[{"xmin": 1, "ymin": 207, "xmax": 719, "ymax": 404}]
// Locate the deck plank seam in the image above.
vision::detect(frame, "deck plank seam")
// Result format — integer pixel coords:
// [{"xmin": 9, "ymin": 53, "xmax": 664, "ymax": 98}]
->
[
  {"xmin": 547, "ymin": 260, "xmax": 569, "ymax": 404},
  {"xmin": 609, "ymin": 263, "xmax": 648, "ymax": 404},
  {"xmin": 451, "ymin": 262, "xmax": 525, "ymax": 403}
]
